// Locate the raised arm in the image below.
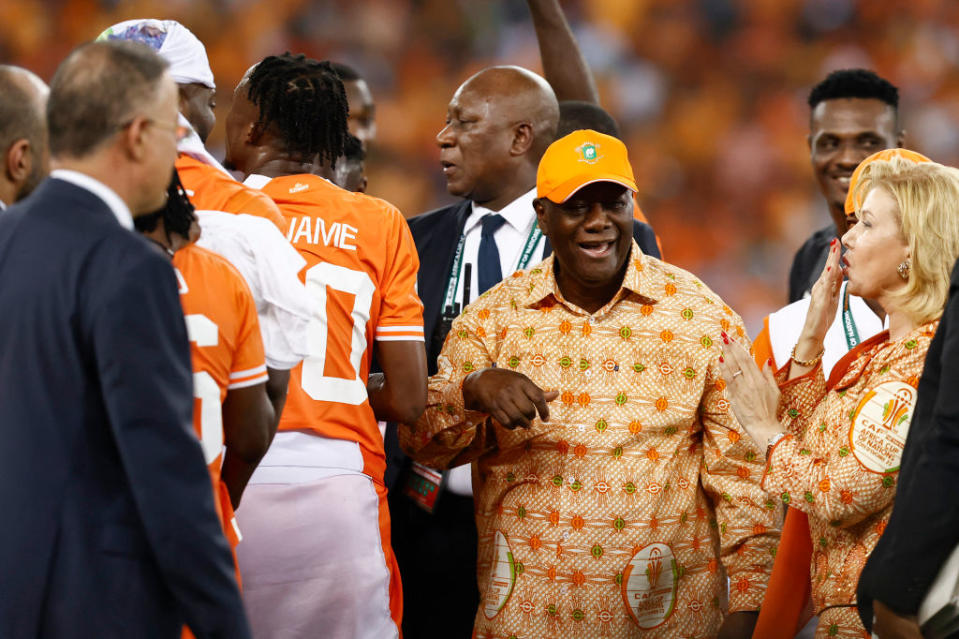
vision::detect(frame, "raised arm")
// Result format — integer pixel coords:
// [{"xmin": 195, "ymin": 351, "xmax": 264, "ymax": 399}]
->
[{"xmin": 527, "ymin": 0, "xmax": 600, "ymax": 103}]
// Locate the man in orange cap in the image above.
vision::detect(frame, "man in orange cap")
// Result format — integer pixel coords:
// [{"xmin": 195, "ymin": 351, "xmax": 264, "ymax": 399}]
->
[
  {"xmin": 400, "ymin": 129, "xmax": 779, "ymax": 639},
  {"xmin": 391, "ymin": 65, "xmax": 660, "ymax": 639}
]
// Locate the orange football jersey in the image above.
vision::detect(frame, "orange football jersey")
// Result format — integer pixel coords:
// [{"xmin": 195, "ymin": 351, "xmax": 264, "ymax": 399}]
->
[
  {"xmin": 173, "ymin": 244, "xmax": 268, "ymax": 543},
  {"xmin": 176, "ymin": 155, "xmax": 287, "ymax": 232},
  {"xmin": 257, "ymin": 174, "xmax": 424, "ymax": 481}
]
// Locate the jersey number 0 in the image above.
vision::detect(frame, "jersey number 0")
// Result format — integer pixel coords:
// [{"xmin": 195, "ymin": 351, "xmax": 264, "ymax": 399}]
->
[{"xmin": 301, "ymin": 262, "xmax": 375, "ymax": 405}]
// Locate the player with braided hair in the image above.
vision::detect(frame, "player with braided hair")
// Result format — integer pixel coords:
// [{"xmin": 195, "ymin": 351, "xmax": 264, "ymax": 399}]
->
[{"xmin": 227, "ymin": 53, "xmax": 426, "ymax": 639}]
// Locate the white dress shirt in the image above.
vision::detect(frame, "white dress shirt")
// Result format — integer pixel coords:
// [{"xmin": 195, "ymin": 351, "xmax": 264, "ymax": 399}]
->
[
  {"xmin": 50, "ymin": 169, "xmax": 133, "ymax": 229},
  {"xmin": 450, "ymin": 189, "xmax": 545, "ymax": 310},
  {"xmin": 446, "ymin": 188, "xmax": 546, "ymax": 496}
]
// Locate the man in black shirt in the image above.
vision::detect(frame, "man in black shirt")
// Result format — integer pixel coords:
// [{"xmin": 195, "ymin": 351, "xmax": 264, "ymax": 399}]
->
[{"xmin": 789, "ymin": 69, "xmax": 903, "ymax": 302}]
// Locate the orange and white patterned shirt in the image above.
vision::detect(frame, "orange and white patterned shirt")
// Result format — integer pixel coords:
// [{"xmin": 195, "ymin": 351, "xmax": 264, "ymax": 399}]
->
[
  {"xmin": 174, "ymin": 244, "xmax": 268, "ymax": 543},
  {"xmin": 255, "ymin": 174, "xmax": 424, "ymax": 481},
  {"xmin": 764, "ymin": 322, "xmax": 937, "ymax": 617},
  {"xmin": 401, "ymin": 244, "xmax": 780, "ymax": 638}
]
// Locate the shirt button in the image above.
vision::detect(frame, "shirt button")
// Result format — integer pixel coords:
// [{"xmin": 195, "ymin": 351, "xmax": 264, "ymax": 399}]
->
[
  {"xmin": 562, "ymin": 531, "xmax": 570, "ymax": 541},
  {"xmin": 567, "ymin": 476, "xmax": 575, "ymax": 484},
  {"xmin": 585, "ymin": 370, "xmax": 592, "ymax": 378}
]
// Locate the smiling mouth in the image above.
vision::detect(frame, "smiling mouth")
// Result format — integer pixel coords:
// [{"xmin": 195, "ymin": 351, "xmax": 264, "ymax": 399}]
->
[
  {"xmin": 578, "ymin": 240, "xmax": 615, "ymax": 258},
  {"xmin": 440, "ymin": 161, "xmax": 456, "ymax": 174},
  {"xmin": 835, "ymin": 175, "xmax": 852, "ymax": 188}
]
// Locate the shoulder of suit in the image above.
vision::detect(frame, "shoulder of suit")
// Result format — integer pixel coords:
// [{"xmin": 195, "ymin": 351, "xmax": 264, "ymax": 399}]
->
[{"xmin": 407, "ymin": 201, "xmax": 467, "ymax": 231}]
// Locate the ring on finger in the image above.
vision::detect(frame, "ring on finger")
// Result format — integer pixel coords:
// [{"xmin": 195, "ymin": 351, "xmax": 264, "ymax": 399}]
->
[{"xmin": 732, "ymin": 370, "xmax": 744, "ymax": 379}]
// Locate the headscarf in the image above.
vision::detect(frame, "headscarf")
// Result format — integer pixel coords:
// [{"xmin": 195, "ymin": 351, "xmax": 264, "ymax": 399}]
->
[{"xmin": 97, "ymin": 19, "xmax": 215, "ymax": 90}]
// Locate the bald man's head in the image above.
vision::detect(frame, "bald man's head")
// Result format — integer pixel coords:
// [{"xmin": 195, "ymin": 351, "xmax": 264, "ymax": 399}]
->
[
  {"xmin": 437, "ymin": 65, "xmax": 559, "ymax": 210},
  {"xmin": 0, "ymin": 66, "xmax": 49, "ymax": 203}
]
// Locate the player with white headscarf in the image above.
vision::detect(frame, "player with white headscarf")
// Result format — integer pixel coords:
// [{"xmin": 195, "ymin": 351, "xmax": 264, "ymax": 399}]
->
[{"xmin": 98, "ymin": 20, "xmax": 312, "ymax": 424}]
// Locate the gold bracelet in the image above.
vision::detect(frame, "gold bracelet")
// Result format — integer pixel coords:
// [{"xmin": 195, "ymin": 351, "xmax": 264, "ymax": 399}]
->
[{"xmin": 790, "ymin": 343, "xmax": 824, "ymax": 368}]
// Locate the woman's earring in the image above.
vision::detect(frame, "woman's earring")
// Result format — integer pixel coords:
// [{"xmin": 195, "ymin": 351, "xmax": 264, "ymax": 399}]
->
[{"xmin": 897, "ymin": 260, "xmax": 911, "ymax": 280}]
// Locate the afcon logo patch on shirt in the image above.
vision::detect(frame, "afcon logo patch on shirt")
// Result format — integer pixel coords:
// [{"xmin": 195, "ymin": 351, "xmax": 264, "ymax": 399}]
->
[
  {"xmin": 848, "ymin": 380, "xmax": 917, "ymax": 474},
  {"xmin": 575, "ymin": 142, "xmax": 603, "ymax": 165},
  {"xmin": 622, "ymin": 542, "xmax": 678, "ymax": 629}
]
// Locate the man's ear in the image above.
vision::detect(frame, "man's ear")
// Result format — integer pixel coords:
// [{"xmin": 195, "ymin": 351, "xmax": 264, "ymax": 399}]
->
[
  {"xmin": 122, "ymin": 116, "xmax": 151, "ymax": 162},
  {"xmin": 5, "ymin": 139, "xmax": 31, "ymax": 183},
  {"xmin": 247, "ymin": 121, "xmax": 265, "ymax": 145},
  {"xmin": 806, "ymin": 133, "xmax": 813, "ymax": 153},
  {"xmin": 897, "ymin": 129, "xmax": 907, "ymax": 149},
  {"xmin": 510, "ymin": 121, "xmax": 534, "ymax": 157},
  {"xmin": 533, "ymin": 197, "xmax": 549, "ymax": 235}
]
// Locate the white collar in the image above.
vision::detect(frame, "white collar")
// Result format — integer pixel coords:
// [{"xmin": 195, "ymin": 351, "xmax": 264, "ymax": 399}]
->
[
  {"xmin": 243, "ymin": 174, "xmax": 273, "ymax": 190},
  {"xmin": 467, "ymin": 188, "xmax": 537, "ymax": 234},
  {"xmin": 0, "ymin": 199, "xmax": 6, "ymax": 211},
  {"xmin": 50, "ymin": 169, "xmax": 133, "ymax": 229}
]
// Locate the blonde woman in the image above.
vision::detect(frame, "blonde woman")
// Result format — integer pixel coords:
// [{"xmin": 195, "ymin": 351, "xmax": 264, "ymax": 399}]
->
[{"xmin": 719, "ymin": 156, "xmax": 959, "ymax": 638}]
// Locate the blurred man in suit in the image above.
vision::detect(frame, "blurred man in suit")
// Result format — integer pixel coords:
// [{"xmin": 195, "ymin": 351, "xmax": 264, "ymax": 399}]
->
[{"xmin": 0, "ymin": 40, "xmax": 249, "ymax": 639}]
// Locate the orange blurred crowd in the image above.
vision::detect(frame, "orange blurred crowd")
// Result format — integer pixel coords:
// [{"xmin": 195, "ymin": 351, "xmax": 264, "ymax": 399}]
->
[{"xmin": 3, "ymin": 0, "xmax": 959, "ymax": 332}]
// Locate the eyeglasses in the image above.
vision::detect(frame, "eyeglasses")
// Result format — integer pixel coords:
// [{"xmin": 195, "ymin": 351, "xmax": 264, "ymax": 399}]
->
[{"xmin": 118, "ymin": 117, "xmax": 187, "ymax": 141}]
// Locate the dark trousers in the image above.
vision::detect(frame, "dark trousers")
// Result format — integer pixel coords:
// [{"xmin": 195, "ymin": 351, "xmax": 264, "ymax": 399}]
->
[{"xmin": 389, "ymin": 488, "xmax": 479, "ymax": 639}]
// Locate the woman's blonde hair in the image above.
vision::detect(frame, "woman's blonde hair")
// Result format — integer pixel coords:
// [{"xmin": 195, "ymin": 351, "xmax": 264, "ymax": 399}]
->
[{"xmin": 852, "ymin": 156, "xmax": 959, "ymax": 325}]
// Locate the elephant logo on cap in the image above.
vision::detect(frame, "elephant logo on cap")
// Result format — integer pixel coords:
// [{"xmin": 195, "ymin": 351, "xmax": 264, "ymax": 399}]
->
[{"xmin": 575, "ymin": 142, "xmax": 603, "ymax": 165}]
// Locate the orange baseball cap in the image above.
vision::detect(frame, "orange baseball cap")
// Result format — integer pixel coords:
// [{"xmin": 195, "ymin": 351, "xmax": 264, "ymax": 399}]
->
[
  {"xmin": 537, "ymin": 129, "xmax": 638, "ymax": 203},
  {"xmin": 844, "ymin": 148, "xmax": 931, "ymax": 214}
]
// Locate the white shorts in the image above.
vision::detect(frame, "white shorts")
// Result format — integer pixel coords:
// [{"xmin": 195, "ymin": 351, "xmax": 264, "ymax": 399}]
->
[{"xmin": 235, "ymin": 474, "xmax": 399, "ymax": 639}]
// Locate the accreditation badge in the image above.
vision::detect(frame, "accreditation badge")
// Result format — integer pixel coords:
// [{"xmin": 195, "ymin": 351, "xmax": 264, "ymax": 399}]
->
[
  {"xmin": 849, "ymin": 380, "xmax": 918, "ymax": 473},
  {"xmin": 402, "ymin": 461, "xmax": 446, "ymax": 513}
]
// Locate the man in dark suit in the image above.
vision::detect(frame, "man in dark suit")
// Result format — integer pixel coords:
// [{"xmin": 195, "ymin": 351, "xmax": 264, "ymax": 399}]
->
[
  {"xmin": 0, "ymin": 41, "xmax": 250, "ymax": 639},
  {"xmin": 388, "ymin": 63, "xmax": 659, "ymax": 638},
  {"xmin": 856, "ymin": 258, "xmax": 959, "ymax": 639}
]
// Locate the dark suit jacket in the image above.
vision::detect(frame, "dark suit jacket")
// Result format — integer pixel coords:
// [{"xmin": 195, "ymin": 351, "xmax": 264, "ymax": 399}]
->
[
  {"xmin": 857, "ymin": 257, "xmax": 959, "ymax": 630},
  {"xmin": 788, "ymin": 224, "xmax": 834, "ymax": 303},
  {"xmin": 0, "ymin": 178, "xmax": 250, "ymax": 639},
  {"xmin": 384, "ymin": 198, "xmax": 660, "ymax": 488}
]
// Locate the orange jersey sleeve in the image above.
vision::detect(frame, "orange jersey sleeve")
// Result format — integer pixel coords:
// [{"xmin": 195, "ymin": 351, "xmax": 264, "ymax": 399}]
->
[
  {"xmin": 257, "ymin": 175, "xmax": 425, "ymax": 480},
  {"xmin": 373, "ymin": 200, "xmax": 425, "ymax": 343},
  {"xmin": 176, "ymin": 155, "xmax": 287, "ymax": 232}
]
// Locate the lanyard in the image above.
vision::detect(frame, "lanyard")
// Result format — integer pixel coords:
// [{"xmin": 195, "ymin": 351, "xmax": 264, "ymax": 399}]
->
[
  {"xmin": 841, "ymin": 283, "xmax": 861, "ymax": 350},
  {"xmin": 442, "ymin": 222, "xmax": 543, "ymax": 311}
]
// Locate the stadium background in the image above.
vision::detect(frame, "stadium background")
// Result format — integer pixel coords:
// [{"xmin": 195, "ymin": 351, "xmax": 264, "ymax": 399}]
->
[{"xmin": 4, "ymin": 0, "xmax": 959, "ymax": 333}]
